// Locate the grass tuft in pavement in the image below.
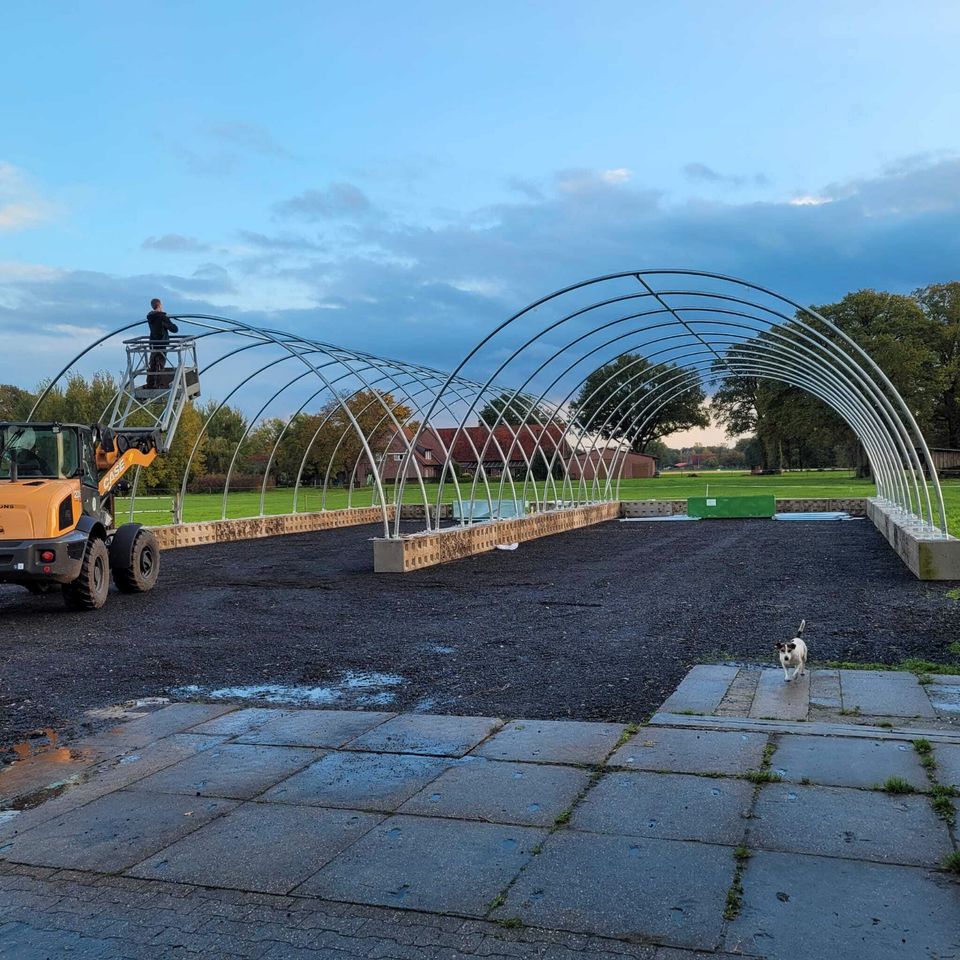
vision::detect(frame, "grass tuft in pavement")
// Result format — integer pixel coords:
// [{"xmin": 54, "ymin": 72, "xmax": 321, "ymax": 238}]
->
[
  {"xmin": 942, "ymin": 851, "xmax": 960, "ymax": 874},
  {"xmin": 879, "ymin": 776, "xmax": 915, "ymax": 794},
  {"xmin": 724, "ymin": 846, "xmax": 753, "ymax": 921},
  {"xmin": 930, "ymin": 785, "xmax": 957, "ymax": 826}
]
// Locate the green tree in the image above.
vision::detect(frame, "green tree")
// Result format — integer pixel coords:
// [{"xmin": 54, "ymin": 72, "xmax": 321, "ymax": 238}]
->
[
  {"xmin": 140, "ymin": 402, "xmax": 207, "ymax": 493},
  {"xmin": 571, "ymin": 355, "xmax": 709, "ymax": 452},
  {"xmin": 34, "ymin": 371, "xmax": 119, "ymax": 425},
  {"xmin": 913, "ymin": 282, "xmax": 960, "ymax": 447},
  {"xmin": 0, "ymin": 384, "xmax": 35, "ymax": 420},
  {"xmin": 200, "ymin": 401, "xmax": 249, "ymax": 475}
]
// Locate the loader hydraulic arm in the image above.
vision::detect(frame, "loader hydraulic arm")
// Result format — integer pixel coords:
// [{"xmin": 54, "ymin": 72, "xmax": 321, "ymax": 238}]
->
[{"xmin": 95, "ymin": 429, "xmax": 161, "ymax": 497}]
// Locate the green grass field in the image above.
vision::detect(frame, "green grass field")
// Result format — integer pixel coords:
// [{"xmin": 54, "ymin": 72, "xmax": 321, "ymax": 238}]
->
[{"xmin": 115, "ymin": 470, "xmax": 960, "ymax": 532}]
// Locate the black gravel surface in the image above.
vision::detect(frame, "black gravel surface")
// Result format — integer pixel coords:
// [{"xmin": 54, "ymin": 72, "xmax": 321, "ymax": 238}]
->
[{"xmin": 2, "ymin": 519, "xmax": 958, "ymax": 750}]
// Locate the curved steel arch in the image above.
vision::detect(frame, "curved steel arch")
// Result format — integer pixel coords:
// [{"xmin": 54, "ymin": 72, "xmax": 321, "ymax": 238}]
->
[
  {"xmin": 397, "ymin": 270, "xmax": 948, "ymax": 536},
  {"xmin": 31, "ymin": 270, "xmax": 948, "ymax": 541}
]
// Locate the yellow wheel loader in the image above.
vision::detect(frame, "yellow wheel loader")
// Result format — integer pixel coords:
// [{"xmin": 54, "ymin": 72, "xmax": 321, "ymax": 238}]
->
[
  {"xmin": 0, "ymin": 334, "xmax": 200, "ymax": 611},
  {"xmin": 0, "ymin": 422, "xmax": 161, "ymax": 609}
]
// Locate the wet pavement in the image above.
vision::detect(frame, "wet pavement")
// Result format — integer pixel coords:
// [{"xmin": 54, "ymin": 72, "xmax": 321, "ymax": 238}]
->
[{"xmin": 0, "ymin": 671, "xmax": 958, "ymax": 959}]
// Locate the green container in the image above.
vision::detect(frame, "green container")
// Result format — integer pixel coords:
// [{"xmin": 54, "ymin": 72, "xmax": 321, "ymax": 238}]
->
[{"xmin": 687, "ymin": 495, "xmax": 776, "ymax": 519}]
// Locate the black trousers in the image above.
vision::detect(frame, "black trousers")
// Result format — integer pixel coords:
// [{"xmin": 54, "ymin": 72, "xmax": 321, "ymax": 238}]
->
[{"xmin": 147, "ymin": 346, "xmax": 167, "ymax": 388}]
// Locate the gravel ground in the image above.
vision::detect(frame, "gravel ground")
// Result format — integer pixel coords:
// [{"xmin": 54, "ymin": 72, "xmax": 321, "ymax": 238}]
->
[{"xmin": 2, "ymin": 519, "xmax": 958, "ymax": 750}]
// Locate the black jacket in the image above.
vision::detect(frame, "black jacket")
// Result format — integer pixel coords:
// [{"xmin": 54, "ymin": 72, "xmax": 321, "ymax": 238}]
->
[{"xmin": 146, "ymin": 310, "xmax": 178, "ymax": 343}]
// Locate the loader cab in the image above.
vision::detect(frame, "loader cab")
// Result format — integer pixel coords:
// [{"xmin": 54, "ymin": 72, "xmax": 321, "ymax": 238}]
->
[{"xmin": 0, "ymin": 422, "xmax": 82, "ymax": 481}]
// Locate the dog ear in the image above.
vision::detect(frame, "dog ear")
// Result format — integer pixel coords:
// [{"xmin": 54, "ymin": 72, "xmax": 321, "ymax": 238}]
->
[{"xmin": 787, "ymin": 642, "xmax": 796, "ymax": 651}]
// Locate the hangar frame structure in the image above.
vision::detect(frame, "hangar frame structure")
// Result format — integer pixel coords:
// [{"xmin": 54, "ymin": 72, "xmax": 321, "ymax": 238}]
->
[{"xmin": 30, "ymin": 270, "xmax": 949, "ymax": 540}]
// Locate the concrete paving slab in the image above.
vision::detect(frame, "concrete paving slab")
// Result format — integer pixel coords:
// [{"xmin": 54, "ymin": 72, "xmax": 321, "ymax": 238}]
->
[
  {"xmin": 726, "ymin": 849, "xmax": 960, "ymax": 960},
  {"xmin": 76, "ymin": 702, "xmax": 237, "ymax": 750},
  {"xmin": 751, "ymin": 782, "xmax": 951, "ymax": 866},
  {"xmin": 296, "ymin": 814, "xmax": 544, "ymax": 916},
  {"xmin": 808, "ymin": 669, "xmax": 841, "ymax": 709},
  {"xmin": 258, "ymin": 751, "xmax": 455, "ymax": 811},
  {"xmin": 839, "ymin": 670, "xmax": 936, "ymax": 718},
  {"xmin": 495, "ymin": 831, "xmax": 732, "ymax": 949},
  {"xmin": 186, "ymin": 707, "xmax": 293, "ymax": 737},
  {"xmin": 715, "ymin": 669, "xmax": 760, "ymax": 717},
  {"xmin": 399, "ymin": 758, "xmax": 590, "ymax": 827},
  {"xmin": 769, "ymin": 734, "xmax": 928, "ymax": 789},
  {"xmin": 658, "ymin": 665, "xmax": 739, "ymax": 715},
  {"xmin": 470, "ymin": 719, "xmax": 626, "ymax": 765},
  {"xmin": 236, "ymin": 709, "xmax": 395, "ymax": 748},
  {"xmin": 571, "ymin": 771, "xmax": 753, "ymax": 845},
  {"xmin": 935, "ymin": 743, "xmax": 960, "ymax": 788},
  {"xmin": 0, "ymin": 734, "xmax": 226, "ymax": 842},
  {"xmin": 607, "ymin": 727, "xmax": 769, "ymax": 775},
  {"xmin": 126, "ymin": 743, "xmax": 322, "ymax": 799},
  {"xmin": 130, "ymin": 802, "xmax": 382, "ymax": 893},
  {"xmin": 344, "ymin": 713, "xmax": 502, "ymax": 758},
  {"xmin": 649, "ymin": 710, "xmax": 960, "ymax": 743},
  {"xmin": 0, "ymin": 789, "xmax": 235, "ymax": 872},
  {"xmin": 749, "ymin": 669, "xmax": 809, "ymax": 721},
  {"xmin": 926, "ymin": 683, "xmax": 960, "ymax": 715}
]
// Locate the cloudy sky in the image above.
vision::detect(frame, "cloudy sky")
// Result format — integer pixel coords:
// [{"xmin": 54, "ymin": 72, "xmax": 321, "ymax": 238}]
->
[{"xmin": 3, "ymin": 1, "xmax": 960, "ymax": 443}]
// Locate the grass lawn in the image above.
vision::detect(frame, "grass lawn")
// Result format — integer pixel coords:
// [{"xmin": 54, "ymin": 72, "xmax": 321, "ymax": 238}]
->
[{"xmin": 115, "ymin": 470, "xmax": 960, "ymax": 533}]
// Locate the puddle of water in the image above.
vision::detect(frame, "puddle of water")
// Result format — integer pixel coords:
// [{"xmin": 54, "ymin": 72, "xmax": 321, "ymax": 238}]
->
[
  {"xmin": 8, "ymin": 728, "xmax": 59, "ymax": 761},
  {"xmin": 0, "ymin": 810, "xmax": 20, "ymax": 826},
  {"xmin": 431, "ymin": 646, "xmax": 455, "ymax": 655},
  {"xmin": 356, "ymin": 692, "xmax": 397, "ymax": 706},
  {"xmin": 171, "ymin": 670, "xmax": 406, "ymax": 707},
  {"xmin": 342, "ymin": 672, "xmax": 404, "ymax": 690}
]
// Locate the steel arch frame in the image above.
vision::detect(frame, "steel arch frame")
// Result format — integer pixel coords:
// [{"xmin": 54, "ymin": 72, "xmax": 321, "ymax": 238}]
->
[{"xmin": 29, "ymin": 271, "xmax": 948, "ymax": 540}]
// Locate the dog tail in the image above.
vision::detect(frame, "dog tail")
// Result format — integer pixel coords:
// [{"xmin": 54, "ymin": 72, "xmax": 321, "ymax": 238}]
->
[{"xmin": 797, "ymin": 619, "xmax": 806, "ymax": 636}]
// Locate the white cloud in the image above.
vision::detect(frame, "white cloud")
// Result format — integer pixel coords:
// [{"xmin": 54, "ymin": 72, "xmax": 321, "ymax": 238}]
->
[
  {"xmin": 789, "ymin": 195, "xmax": 833, "ymax": 206},
  {"xmin": 49, "ymin": 323, "xmax": 110, "ymax": 339},
  {"xmin": 555, "ymin": 167, "xmax": 634, "ymax": 193},
  {"xmin": 0, "ymin": 162, "xmax": 55, "ymax": 232},
  {"xmin": 600, "ymin": 168, "xmax": 632, "ymax": 185}
]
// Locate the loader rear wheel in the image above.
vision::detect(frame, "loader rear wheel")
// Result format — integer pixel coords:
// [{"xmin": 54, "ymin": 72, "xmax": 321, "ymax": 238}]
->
[
  {"xmin": 62, "ymin": 537, "xmax": 110, "ymax": 611},
  {"xmin": 110, "ymin": 524, "xmax": 160, "ymax": 593}
]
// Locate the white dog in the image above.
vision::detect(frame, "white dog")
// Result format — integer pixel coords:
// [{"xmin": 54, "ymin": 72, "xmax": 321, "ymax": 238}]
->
[{"xmin": 775, "ymin": 620, "xmax": 807, "ymax": 682}]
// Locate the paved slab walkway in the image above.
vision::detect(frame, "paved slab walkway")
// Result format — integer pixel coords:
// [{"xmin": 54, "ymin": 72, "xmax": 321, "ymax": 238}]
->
[{"xmin": 1, "ymin": 673, "xmax": 959, "ymax": 959}]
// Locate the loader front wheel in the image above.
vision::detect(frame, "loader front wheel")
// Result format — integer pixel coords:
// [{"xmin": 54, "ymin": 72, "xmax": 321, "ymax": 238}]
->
[
  {"xmin": 62, "ymin": 537, "xmax": 110, "ymax": 611},
  {"xmin": 110, "ymin": 524, "xmax": 160, "ymax": 593}
]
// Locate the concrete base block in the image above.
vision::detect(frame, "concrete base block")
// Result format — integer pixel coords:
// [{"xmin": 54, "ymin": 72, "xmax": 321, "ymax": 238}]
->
[
  {"xmin": 373, "ymin": 502, "xmax": 619, "ymax": 573},
  {"xmin": 866, "ymin": 498, "xmax": 960, "ymax": 580},
  {"xmin": 151, "ymin": 506, "xmax": 393, "ymax": 550}
]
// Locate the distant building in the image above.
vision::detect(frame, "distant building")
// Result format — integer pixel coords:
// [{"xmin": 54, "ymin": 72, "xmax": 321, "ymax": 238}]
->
[{"xmin": 358, "ymin": 424, "xmax": 657, "ymax": 482}]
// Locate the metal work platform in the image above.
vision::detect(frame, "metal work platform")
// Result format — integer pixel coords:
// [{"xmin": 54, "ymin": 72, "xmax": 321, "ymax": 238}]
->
[{"xmin": 106, "ymin": 337, "xmax": 200, "ymax": 453}]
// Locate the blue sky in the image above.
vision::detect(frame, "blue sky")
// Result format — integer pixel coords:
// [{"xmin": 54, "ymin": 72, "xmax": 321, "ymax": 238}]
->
[{"xmin": 2, "ymin": 1, "xmax": 960, "ymax": 441}]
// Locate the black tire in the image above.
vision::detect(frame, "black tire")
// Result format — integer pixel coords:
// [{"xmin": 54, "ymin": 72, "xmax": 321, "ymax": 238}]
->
[
  {"xmin": 62, "ymin": 537, "xmax": 110, "ymax": 611},
  {"xmin": 110, "ymin": 524, "xmax": 160, "ymax": 593}
]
